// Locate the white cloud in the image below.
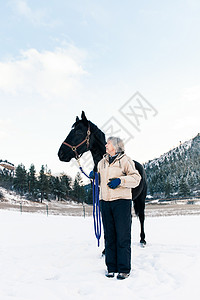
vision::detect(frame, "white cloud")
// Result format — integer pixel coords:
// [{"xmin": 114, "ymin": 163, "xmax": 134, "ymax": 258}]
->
[
  {"xmin": 14, "ymin": 0, "xmax": 33, "ymax": 16},
  {"xmin": 0, "ymin": 46, "xmax": 87, "ymax": 99},
  {"xmin": 9, "ymin": 0, "xmax": 58, "ymax": 27}
]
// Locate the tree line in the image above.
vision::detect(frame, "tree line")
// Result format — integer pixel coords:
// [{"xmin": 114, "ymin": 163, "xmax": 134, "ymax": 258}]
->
[
  {"xmin": 0, "ymin": 162, "xmax": 92, "ymax": 204},
  {"xmin": 1, "ymin": 133, "xmax": 199, "ymax": 203}
]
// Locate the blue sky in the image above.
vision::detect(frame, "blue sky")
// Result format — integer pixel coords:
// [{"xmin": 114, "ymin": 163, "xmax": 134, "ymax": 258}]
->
[{"xmin": 0, "ymin": 0, "xmax": 200, "ymax": 179}]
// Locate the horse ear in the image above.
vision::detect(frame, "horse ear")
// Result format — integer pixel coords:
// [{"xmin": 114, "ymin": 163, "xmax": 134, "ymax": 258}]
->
[
  {"xmin": 81, "ymin": 111, "xmax": 86, "ymax": 119},
  {"xmin": 76, "ymin": 116, "xmax": 79, "ymax": 122},
  {"xmin": 81, "ymin": 111, "xmax": 88, "ymax": 122}
]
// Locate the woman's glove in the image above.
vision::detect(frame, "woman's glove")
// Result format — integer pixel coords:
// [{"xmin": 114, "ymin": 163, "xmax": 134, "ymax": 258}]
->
[
  {"xmin": 89, "ymin": 171, "xmax": 95, "ymax": 179},
  {"xmin": 107, "ymin": 178, "xmax": 121, "ymax": 189}
]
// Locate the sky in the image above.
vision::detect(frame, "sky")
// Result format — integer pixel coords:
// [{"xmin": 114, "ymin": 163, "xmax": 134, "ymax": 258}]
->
[{"xmin": 0, "ymin": 0, "xmax": 200, "ymax": 180}]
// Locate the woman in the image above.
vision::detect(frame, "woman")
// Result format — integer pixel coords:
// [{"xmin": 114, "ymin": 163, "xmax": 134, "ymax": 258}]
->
[{"xmin": 95, "ymin": 137, "xmax": 141, "ymax": 280}]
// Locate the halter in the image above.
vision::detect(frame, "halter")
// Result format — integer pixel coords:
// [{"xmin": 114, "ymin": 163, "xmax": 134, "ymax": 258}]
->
[{"xmin": 62, "ymin": 125, "xmax": 91, "ymax": 159}]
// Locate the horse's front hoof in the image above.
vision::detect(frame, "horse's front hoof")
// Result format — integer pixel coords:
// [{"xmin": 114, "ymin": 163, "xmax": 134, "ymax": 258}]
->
[{"xmin": 140, "ymin": 240, "xmax": 146, "ymax": 247}]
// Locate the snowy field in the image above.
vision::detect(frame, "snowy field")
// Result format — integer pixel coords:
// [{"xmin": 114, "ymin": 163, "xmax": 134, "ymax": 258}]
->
[{"xmin": 0, "ymin": 210, "xmax": 200, "ymax": 300}]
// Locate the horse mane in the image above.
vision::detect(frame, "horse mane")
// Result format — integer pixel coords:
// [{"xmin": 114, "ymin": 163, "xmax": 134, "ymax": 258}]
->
[
  {"xmin": 89, "ymin": 121, "xmax": 105, "ymax": 143},
  {"xmin": 81, "ymin": 121, "xmax": 105, "ymax": 170},
  {"xmin": 72, "ymin": 118, "xmax": 105, "ymax": 145}
]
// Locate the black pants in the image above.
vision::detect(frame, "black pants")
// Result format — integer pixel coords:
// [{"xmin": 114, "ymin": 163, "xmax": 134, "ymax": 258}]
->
[{"xmin": 100, "ymin": 199, "xmax": 132, "ymax": 273}]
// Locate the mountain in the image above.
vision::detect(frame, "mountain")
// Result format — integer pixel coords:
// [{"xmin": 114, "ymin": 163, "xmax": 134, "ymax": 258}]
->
[{"xmin": 144, "ymin": 133, "xmax": 200, "ymax": 198}]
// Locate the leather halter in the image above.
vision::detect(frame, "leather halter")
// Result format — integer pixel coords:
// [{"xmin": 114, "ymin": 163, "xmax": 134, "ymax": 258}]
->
[{"xmin": 62, "ymin": 125, "xmax": 91, "ymax": 159}]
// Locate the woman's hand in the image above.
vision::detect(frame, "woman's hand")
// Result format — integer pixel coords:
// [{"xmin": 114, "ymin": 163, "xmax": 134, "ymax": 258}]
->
[
  {"xmin": 107, "ymin": 178, "xmax": 121, "ymax": 189},
  {"xmin": 89, "ymin": 170, "xmax": 95, "ymax": 179}
]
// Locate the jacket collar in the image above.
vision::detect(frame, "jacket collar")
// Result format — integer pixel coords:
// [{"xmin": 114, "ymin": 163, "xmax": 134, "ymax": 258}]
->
[{"xmin": 103, "ymin": 152, "xmax": 125, "ymax": 163}]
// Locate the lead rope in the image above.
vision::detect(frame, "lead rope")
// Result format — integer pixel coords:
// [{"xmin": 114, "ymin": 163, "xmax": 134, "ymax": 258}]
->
[
  {"xmin": 92, "ymin": 172, "xmax": 101, "ymax": 247},
  {"xmin": 77, "ymin": 159, "xmax": 101, "ymax": 247}
]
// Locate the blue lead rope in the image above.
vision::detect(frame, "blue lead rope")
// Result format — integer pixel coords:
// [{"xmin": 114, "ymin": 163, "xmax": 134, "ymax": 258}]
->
[
  {"xmin": 79, "ymin": 166, "xmax": 101, "ymax": 247},
  {"xmin": 92, "ymin": 172, "xmax": 101, "ymax": 247},
  {"xmin": 79, "ymin": 167, "xmax": 90, "ymax": 179}
]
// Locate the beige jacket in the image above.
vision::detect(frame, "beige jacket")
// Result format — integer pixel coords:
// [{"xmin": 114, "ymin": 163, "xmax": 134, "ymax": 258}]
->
[{"xmin": 97, "ymin": 153, "xmax": 141, "ymax": 201}]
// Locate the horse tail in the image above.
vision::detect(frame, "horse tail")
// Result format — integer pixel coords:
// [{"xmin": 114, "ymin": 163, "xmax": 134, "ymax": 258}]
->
[{"xmin": 132, "ymin": 160, "xmax": 147, "ymax": 216}]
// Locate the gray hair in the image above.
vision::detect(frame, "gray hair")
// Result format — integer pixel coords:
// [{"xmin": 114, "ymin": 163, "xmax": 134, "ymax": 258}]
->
[{"xmin": 107, "ymin": 136, "xmax": 125, "ymax": 153}]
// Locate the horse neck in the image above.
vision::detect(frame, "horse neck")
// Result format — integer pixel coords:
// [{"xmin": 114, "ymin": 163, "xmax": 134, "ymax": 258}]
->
[
  {"xmin": 91, "ymin": 150, "xmax": 104, "ymax": 171},
  {"xmin": 89, "ymin": 122, "xmax": 106, "ymax": 171}
]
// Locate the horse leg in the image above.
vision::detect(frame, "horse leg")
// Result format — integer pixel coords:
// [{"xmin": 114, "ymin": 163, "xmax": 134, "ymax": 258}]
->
[
  {"xmin": 138, "ymin": 211, "xmax": 146, "ymax": 246},
  {"xmin": 133, "ymin": 183, "xmax": 147, "ymax": 246}
]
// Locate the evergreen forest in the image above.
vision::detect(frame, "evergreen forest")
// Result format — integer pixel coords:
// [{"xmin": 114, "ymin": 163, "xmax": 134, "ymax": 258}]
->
[{"xmin": 0, "ymin": 162, "xmax": 92, "ymax": 204}]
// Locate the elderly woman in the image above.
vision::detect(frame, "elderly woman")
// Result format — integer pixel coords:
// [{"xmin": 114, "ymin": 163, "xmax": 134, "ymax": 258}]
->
[{"xmin": 97, "ymin": 136, "xmax": 141, "ymax": 280}]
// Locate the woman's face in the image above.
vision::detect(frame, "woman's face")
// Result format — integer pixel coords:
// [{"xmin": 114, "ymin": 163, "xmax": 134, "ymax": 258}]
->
[{"xmin": 105, "ymin": 140, "xmax": 116, "ymax": 156}]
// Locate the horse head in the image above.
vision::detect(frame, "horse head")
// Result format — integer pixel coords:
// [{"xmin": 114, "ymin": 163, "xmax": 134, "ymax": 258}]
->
[{"xmin": 58, "ymin": 111, "xmax": 92, "ymax": 162}]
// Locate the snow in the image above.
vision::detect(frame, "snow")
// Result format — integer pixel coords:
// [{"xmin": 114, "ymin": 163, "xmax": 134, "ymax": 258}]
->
[{"xmin": 0, "ymin": 210, "xmax": 200, "ymax": 300}]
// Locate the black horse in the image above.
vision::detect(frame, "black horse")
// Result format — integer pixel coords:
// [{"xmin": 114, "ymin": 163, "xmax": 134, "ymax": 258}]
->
[{"xmin": 58, "ymin": 111, "xmax": 147, "ymax": 245}]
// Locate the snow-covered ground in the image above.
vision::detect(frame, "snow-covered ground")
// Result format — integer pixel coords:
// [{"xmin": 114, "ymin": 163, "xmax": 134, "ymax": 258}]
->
[{"xmin": 0, "ymin": 210, "xmax": 200, "ymax": 300}]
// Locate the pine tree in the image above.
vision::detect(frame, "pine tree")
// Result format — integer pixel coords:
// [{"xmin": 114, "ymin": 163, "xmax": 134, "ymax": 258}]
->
[
  {"xmin": 28, "ymin": 164, "xmax": 37, "ymax": 198},
  {"xmin": 14, "ymin": 164, "xmax": 27, "ymax": 195},
  {"xmin": 60, "ymin": 174, "xmax": 72, "ymax": 198},
  {"xmin": 84, "ymin": 184, "xmax": 93, "ymax": 204},
  {"xmin": 72, "ymin": 172, "xmax": 86, "ymax": 203},
  {"xmin": 49, "ymin": 174, "xmax": 72, "ymax": 201},
  {"xmin": 38, "ymin": 165, "xmax": 49, "ymax": 202},
  {"xmin": 51, "ymin": 176, "xmax": 62, "ymax": 201},
  {"xmin": 164, "ymin": 178, "xmax": 172, "ymax": 198},
  {"xmin": 179, "ymin": 177, "xmax": 190, "ymax": 197}
]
